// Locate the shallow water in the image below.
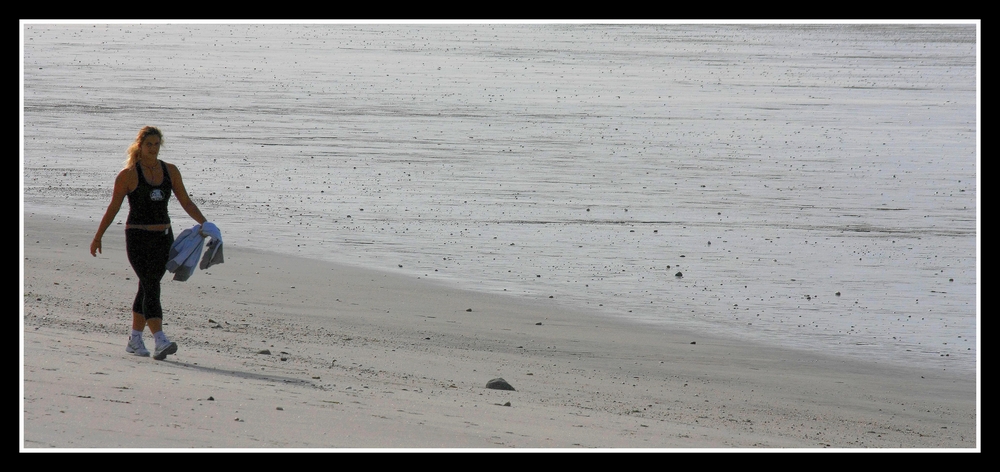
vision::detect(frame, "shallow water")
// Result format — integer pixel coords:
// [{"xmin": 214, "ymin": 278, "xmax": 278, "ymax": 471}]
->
[{"xmin": 22, "ymin": 23, "xmax": 978, "ymax": 373}]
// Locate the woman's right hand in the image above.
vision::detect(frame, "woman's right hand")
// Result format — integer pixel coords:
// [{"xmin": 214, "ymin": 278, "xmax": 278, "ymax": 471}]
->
[{"xmin": 90, "ymin": 237, "xmax": 102, "ymax": 257}]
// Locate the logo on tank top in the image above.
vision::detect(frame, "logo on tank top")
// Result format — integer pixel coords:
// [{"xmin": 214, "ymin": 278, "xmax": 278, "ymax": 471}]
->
[{"xmin": 150, "ymin": 189, "xmax": 166, "ymax": 201}]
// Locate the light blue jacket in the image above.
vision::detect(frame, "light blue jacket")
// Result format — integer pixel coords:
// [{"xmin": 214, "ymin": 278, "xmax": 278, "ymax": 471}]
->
[{"xmin": 167, "ymin": 222, "xmax": 223, "ymax": 281}]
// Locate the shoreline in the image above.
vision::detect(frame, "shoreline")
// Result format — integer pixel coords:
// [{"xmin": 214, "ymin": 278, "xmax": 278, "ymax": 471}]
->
[{"xmin": 21, "ymin": 211, "xmax": 978, "ymax": 449}]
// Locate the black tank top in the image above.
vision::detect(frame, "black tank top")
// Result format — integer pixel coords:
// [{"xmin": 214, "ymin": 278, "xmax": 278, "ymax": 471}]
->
[{"xmin": 126, "ymin": 161, "xmax": 172, "ymax": 225}]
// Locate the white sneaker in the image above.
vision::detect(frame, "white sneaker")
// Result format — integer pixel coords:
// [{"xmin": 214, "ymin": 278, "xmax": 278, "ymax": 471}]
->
[
  {"xmin": 126, "ymin": 335, "xmax": 150, "ymax": 357},
  {"xmin": 153, "ymin": 336, "xmax": 178, "ymax": 361}
]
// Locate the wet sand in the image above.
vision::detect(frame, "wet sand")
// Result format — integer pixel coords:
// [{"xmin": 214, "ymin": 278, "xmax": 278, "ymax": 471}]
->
[{"xmin": 21, "ymin": 23, "xmax": 979, "ymax": 371}]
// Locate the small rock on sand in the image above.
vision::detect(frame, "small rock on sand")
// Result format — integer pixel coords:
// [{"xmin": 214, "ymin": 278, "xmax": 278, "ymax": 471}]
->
[{"xmin": 486, "ymin": 378, "xmax": 516, "ymax": 391}]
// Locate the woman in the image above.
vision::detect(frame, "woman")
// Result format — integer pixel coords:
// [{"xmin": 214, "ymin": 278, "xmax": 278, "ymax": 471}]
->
[{"xmin": 91, "ymin": 126, "xmax": 208, "ymax": 360}]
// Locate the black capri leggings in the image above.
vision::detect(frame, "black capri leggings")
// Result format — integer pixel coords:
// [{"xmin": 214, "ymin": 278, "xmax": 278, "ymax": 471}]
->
[{"xmin": 125, "ymin": 227, "xmax": 174, "ymax": 320}]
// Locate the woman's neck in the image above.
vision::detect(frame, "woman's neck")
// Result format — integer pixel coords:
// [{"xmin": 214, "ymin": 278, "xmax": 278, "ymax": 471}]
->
[{"xmin": 139, "ymin": 157, "xmax": 158, "ymax": 169}]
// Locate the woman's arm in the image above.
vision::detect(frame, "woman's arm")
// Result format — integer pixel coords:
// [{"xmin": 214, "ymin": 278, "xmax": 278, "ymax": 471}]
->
[
  {"xmin": 167, "ymin": 163, "xmax": 207, "ymax": 225},
  {"xmin": 91, "ymin": 169, "xmax": 134, "ymax": 256}
]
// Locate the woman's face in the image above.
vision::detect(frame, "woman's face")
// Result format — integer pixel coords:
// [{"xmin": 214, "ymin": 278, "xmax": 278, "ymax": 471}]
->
[{"xmin": 141, "ymin": 135, "xmax": 161, "ymax": 160}]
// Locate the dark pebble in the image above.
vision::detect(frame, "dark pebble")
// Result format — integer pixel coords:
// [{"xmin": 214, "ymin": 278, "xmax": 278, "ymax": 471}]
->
[{"xmin": 486, "ymin": 378, "xmax": 516, "ymax": 391}]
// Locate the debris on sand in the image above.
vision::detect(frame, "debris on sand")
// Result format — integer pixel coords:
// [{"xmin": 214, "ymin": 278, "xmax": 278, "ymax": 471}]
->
[{"xmin": 486, "ymin": 378, "xmax": 516, "ymax": 391}]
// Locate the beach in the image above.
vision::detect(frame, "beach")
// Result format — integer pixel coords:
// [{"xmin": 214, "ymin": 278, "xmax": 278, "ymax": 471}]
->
[
  {"xmin": 21, "ymin": 22, "xmax": 979, "ymax": 450},
  {"xmin": 22, "ymin": 212, "xmax": 976, "ymax": 449},
  {"xmin": 22, "ymin": 23, "xmax": 978, "ymax": 372}
]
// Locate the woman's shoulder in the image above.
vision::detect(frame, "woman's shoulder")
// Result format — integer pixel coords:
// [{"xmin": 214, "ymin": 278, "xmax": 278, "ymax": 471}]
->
[
  {"xmin": 116, "ymin": 165, "xmax": 139, "ymax": 182},
  {"xmin": 114, "ymin": 165, "xmax": 139, "ymax": 193},
  {"xmin": 163, "ymin": 161, "xmax": 182, "ymax": 176}
]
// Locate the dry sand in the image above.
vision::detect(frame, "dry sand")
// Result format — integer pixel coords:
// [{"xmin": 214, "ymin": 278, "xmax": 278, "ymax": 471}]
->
[{"xmin": 21, "ymin": 212, "xmax": 978, "ymax": 450}]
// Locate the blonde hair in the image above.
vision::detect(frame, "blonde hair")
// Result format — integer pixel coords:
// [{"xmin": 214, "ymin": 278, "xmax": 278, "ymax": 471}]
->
[{"xmin": 124, "ymin": 126, "xmax": 164, "ymax": 169}]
